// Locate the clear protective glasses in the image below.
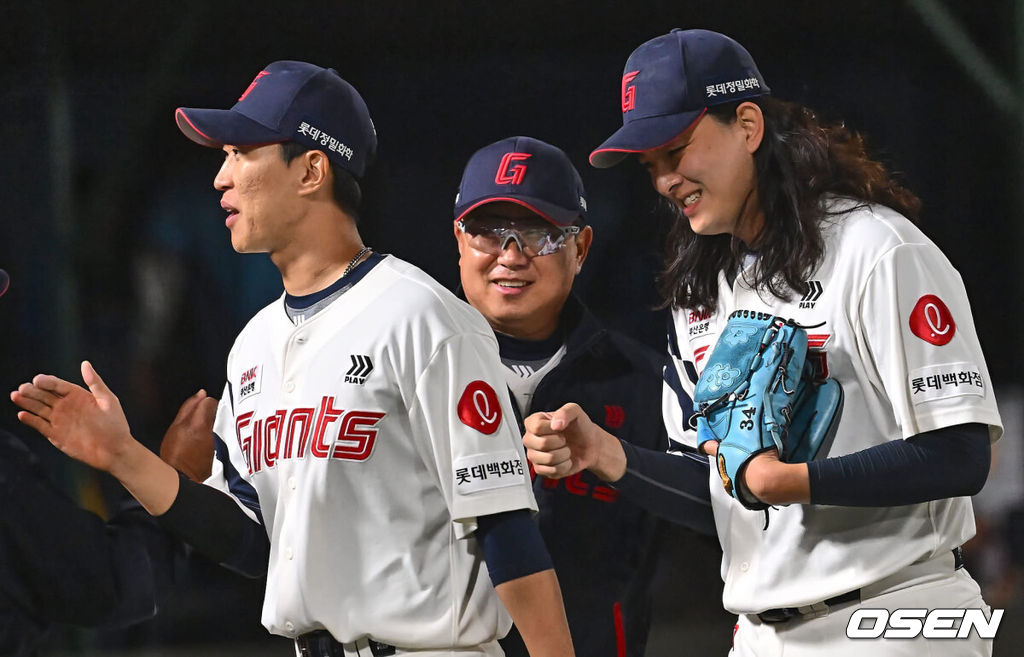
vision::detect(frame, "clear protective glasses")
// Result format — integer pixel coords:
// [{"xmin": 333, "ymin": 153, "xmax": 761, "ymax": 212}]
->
[{"xmin": 456, "ymin": 214, "xmax": 582, "ymax": 257}]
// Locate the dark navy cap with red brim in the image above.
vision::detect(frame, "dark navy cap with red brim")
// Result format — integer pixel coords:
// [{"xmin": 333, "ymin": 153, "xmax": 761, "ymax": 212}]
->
[
  {"xmin": 590, "ymin": 29, "xmax": 770, "ymax": 169},
  {"xmin": 175, "ymin": 60, "xmax": 377, "ymax": 178},
  {"xmin": 455, "ymin": 136, "xmax": 587, "ymax": 227}
]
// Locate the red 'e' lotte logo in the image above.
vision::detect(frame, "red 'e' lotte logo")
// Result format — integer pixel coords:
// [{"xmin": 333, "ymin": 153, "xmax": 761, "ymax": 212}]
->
[
  {"xmin": 457, "ymin": 380, "xmax": 503, "ymax": 434},
  {"xmin": 909, "ymin": 294, "xmax": 956, "ymax": 346}
]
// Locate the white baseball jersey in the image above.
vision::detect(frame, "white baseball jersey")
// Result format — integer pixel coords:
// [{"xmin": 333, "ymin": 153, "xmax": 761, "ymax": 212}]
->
[
  {"xmin": 205, "ymin": 254, "xmax": 536, "ymax": 646},
  {"xmin": 662, "ymin": 198, "xmax": 1002, "ymax": 614}
]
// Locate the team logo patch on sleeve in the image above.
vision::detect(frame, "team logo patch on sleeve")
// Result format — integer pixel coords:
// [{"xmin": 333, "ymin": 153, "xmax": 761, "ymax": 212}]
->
[
  {"xmin": 909, "ymin": 295, "xmax": 956, "ymax": 346},
  {"xmin": 453, "ymin": 451, "xmax": 526, "ymax": 494},
  {"xmin": 909, "ymin": 362, "xmax": 985, "ymax": 404},
  {"xmin": 457, "ymin": 381, "xmax": 502, "ymax": 434}
]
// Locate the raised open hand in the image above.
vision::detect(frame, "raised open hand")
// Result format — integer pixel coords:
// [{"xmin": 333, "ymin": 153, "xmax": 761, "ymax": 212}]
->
[{"xmin": 11, "ymin": 361, "xmax": 134, "ymax": 476}]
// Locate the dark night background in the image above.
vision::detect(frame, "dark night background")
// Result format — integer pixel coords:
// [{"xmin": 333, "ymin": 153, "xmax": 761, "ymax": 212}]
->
[{"xmin": 1, "ymin": 1, "xmax": 1022, "ymax": 654}]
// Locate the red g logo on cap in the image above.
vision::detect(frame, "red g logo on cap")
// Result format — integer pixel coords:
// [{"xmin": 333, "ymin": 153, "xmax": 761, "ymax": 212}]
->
[
  {"xmin": 239, "ymin": 70, "xmax": 270, "ymax": 101},
  {"xmin": 495, "ymin": 152, "xmax": 531, "ymax": 185},
  {"xmin": 909, "ymin": 294, "xmax": 956, "ymax": 345},
  {"xmin": 621, "ymin": 70, "xmax": 639, "ymax": 112},
  {"xmin": 458, "ymin": 380, "xmax": 503, "ymax": 434}
]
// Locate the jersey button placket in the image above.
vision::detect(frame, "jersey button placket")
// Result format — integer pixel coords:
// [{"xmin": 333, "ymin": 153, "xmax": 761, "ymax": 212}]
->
[{"xmin": 282, "ymin": 331, "xmax": 304, "ymax": 395}]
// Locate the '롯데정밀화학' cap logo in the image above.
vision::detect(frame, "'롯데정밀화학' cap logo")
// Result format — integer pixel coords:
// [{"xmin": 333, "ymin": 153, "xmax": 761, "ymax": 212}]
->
[{"xmin": 703, "ymin": 76, "xmax": 762, "ymax": 102}]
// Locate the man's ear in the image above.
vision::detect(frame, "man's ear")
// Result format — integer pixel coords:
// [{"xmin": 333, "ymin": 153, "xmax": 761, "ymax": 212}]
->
[
  {"xmin": 453, "ymin": 221, "xmax": 466, "ymax": 256},
  {"xmin": 574, "ymin": 225, "xmax": 594, "ymax": 273},
  {"xmin": 297, "ymin": 149, "xmax": 330, "ymax": 196}
]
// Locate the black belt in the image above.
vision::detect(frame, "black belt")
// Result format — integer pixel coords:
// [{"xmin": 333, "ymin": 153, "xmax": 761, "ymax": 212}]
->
[
  {"xmin": 295, "ymin": 630, "xmax": 397, "ymax": 657},
  {"xmin": 757, "ymin": 547, "xmax": 965, "ymax": 625},
  {"xmin": 757, "ymin": 589, "xmax": 860, "ymax": 624}
]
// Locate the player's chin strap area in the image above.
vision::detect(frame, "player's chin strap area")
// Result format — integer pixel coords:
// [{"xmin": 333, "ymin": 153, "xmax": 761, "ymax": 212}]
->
[{"xmin": 296, "ymin": 631, "xmax": 397, "ymax": 657}]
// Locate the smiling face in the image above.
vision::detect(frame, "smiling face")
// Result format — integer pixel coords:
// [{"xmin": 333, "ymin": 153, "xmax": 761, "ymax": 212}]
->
[
  {"xmin": 455, "ymin": 202, "xmax": 593, "ymax": 340},
  {"xmin": 638, "ymin": 103, "xmax": 766, "ymax": 245},
  {"xmin": 214, "ymin": 143, "xmax": 305, "ymax": 254}
]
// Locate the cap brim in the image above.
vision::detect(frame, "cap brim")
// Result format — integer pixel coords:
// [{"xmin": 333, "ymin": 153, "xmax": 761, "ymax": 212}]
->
[
  {"xmin": 455, "ymin": 196, "xmax": 580, "ymax": 227},
  {"xmin": 175, "ymin": 107, "xmax": 285, "ymax": 148},
  {"xmin": 589, "ymin": 108, "xmax": 706, "ymax": 168}
]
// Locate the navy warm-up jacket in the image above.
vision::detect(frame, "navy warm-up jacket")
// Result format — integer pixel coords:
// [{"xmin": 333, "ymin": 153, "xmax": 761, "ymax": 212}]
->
[
  {"xmin": 0, "ymin": 429, "xmax": 183, "ymax": 656},
  {"xmin": 499, "ymin": 296, "xmax": 711, "ymax": 657}
]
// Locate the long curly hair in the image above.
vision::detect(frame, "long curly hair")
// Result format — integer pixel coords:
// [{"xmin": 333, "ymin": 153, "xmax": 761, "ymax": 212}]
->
[{"xmin": 657, "ymin": 96, "xmax": 921, "ymax": 311}]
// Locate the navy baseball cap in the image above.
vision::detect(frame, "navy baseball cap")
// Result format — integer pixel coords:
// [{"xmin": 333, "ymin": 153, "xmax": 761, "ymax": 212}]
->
[
  {"xmin": 454, "ymin": 136, "xmax": 587, "ymax": 227},
  {"xmin": 590, "ymin": 29, "xmax": 770, "ymax": 168},
  {"xmin": 175, "ymin": 60, "xmax": 377, "ymax": 178}
]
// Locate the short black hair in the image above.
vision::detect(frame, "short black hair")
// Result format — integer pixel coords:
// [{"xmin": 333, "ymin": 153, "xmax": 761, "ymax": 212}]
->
[{"xmin": 279, "ymin": 141, "xmax": 362, "ymax": 221}]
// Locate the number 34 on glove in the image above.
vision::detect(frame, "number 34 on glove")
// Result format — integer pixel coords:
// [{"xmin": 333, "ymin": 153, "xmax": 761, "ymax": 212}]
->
[{"xmin": 691, "ymin": 310, "xmax": 844, "ymax": 510}]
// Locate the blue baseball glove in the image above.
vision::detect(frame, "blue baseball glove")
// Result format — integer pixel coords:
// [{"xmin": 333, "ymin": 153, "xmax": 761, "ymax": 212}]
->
[{"xmin": 691, "ymin": 310, "xmax": 843, "ymax": 510}]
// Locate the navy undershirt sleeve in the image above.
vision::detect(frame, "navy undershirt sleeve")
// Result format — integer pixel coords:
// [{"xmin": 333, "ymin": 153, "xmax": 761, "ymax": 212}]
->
[
  {"xmin": 158, "ymin": 473, "xmax": 270, "ymax": 578},
  {"xmin": 613, "ymin": 440, "xmax": 717, "ymax": 536},
  {"xmin": 476, "ymin": 509, "xmax": 553, "ymax": 586},
  {"xmin": 808, "ymin": 422, "xmax": 990, "ymax": 506}
]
